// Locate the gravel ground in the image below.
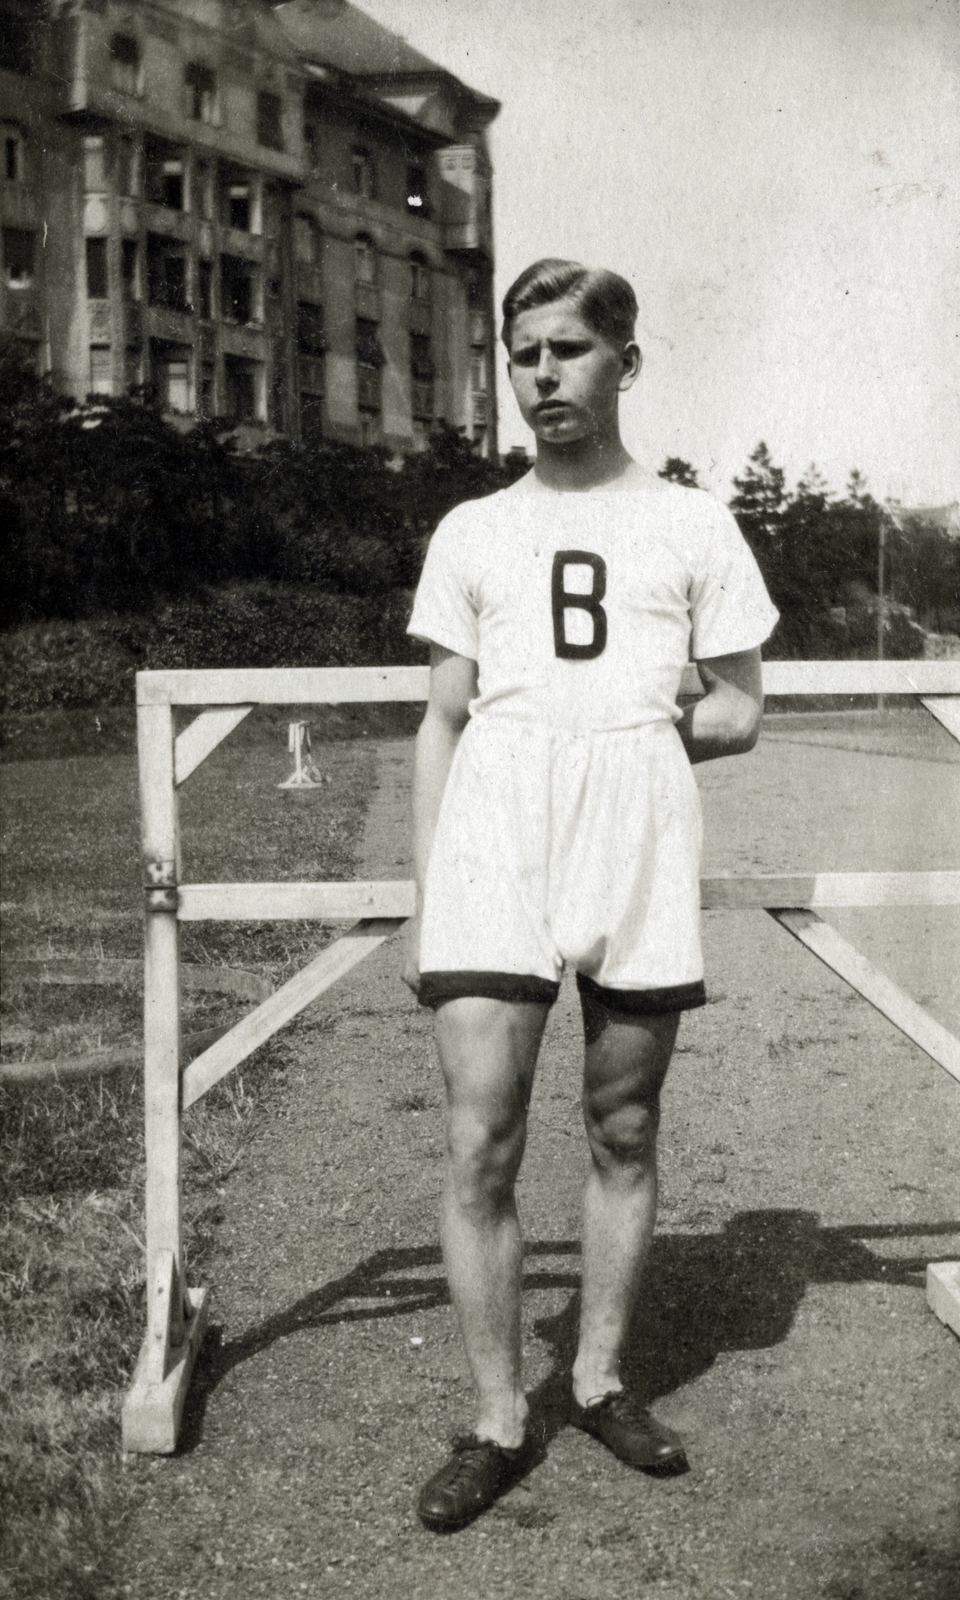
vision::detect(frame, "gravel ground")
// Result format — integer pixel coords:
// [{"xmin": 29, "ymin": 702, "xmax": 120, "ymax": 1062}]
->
[{"xmin": 118, "ymin": 712, "xmax": 960, "ymax": 1600}]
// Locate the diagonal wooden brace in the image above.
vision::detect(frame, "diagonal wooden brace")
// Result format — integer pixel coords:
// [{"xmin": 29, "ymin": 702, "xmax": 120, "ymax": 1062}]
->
[
  {"xmin": 181, "ymin": 919, "xmax": 404, "ymax": 1109},
  {"xmin": 769, "ymin": 908, "xmax": 960, "ymax": 1082}
]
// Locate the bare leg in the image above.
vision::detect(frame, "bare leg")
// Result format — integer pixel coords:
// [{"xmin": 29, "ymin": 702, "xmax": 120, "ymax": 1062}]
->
[
  {"xmin": 435, "ymin": 996, "xmax": 549, "ymax": 1448},
  {"xmin": 572, "ymin": 997, "xmax": 680, "ymax": 1407}
]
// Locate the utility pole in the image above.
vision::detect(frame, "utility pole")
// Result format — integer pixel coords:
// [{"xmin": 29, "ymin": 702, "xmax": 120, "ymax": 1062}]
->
[{"xmin": 877, "ymin": 513, "xmax": 886, "ymax": 713}]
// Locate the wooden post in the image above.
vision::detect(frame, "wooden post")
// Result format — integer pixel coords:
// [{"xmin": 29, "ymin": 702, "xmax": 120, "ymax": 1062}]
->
[{"xmin": 122, "ymin": 702, "xmax": 208, "ymax": 1453}]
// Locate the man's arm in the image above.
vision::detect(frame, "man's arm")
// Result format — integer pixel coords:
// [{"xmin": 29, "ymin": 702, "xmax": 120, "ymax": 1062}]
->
[
  {"xmin": 675, "ymin": 647, "xmax": 764, "ymax": 765},
  {"xmin": 402, "ymin": 643, "xmax": 478, "ymax": 992}
]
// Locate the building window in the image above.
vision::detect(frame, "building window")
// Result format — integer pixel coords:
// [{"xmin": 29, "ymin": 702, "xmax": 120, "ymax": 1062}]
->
[
  {"xmin": 406, "ymin": 164, "xmax": 429, "ymax": 217},
  {"xmin": 2, "ymin": 1, "xmax": 37, "ymax": 74},
  {"xmin": 3, "ymin": 226, "xmax": 35, "ymax": 287},
  {"xmin": 297, "ymin": 301, "xmax": 325, "ymax": 357},
  {"xmin": 470, "ymin": 346, "xmax": 487, "ymax": 394},
  {"xmin": 85, "ymin": 236, "xmax": 108, "ymax": 299},
  {"xmin": 410, "ymin": 333, "xmax": 434, "ymax": 422},
  {"xmin": 146, "ymin": 235, "xmax": 189, "ymax": 312},
  {"xmin": 145, "ymin": 141, "xmax": 185, "ymax": 210},
  {"xmin": 118, "ymin": 136, "xmax": 138, "ymax": 196},
  {"xmin": 184, "ymin": 62, "xmax": 217, "ymax": 124},
  {"xmin": 294, "ymin": 213, "xmax": 320, "ymax": 265},
  {"xmin": 303, "ymin": 119, "xmax": 321, "ymax": 174},
  {"xmin": 221, "ymin": 254, "xmax": 256, "ymax": 324},
  {"xmin": 121, "ymin": 239, "xmax": 138, "ymax": 300},
  {"xmin": 109, "ymin": 33, "xmax": 141, "ymax": 95},
  {"xmin": 4, "ymin": 130, "xmax": 23, "ymax": 182},
  {"xmin": 194, "ymin": 160, "xmax": 212, "ymax": 220},
  {"xmin": 354, "ymin": 233, "xmax": 376, "ymax": 285},
  {"xmin": 351, "ymin": 147, "xmax": 376, "ymax": 200},
  {"xmin": 223, "ymin": 356, "xmax": 259, "ymax": 422},
  {"xmin": 257, "ymin": 91, "xmax": 284, "ymax": 151},
  {"xmin": 152, "ymin": 341, "xmax": 191, "ymax": 413},
  {"xmin": 83, "ymin": 136, "xmax": 106, "ymax": 192},
  {"xmin": 227, "ymin": 183, "xmax": 250, "ymax": 231},
  {"xmin": 198, "ymin": 259, "xmax": 213, "ymax": 320},
  {"xmin": 410, "ymin": 252, "xmax": 431, "ymax": 302},
  {"xmin": 356, "ymin": 318, "xmax": 384, "ymax": 413},
  {"xmin": 89, "ymin": 346, "xmax": 112, "ymax": 397}
]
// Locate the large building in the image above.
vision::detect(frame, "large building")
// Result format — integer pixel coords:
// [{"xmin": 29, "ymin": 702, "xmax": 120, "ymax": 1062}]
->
[{"xmin": 0, "ymin": 0, "xmax": 500, "ymax": 454}]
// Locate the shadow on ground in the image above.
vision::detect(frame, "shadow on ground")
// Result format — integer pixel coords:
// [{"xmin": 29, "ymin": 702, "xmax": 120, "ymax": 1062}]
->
[{"xmin": 178, "ymin": 1207, "xmax": 959, "ymax": 1462}]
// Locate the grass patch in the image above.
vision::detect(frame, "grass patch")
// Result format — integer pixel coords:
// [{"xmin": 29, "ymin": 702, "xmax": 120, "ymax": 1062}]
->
[{"xmin": 0, "ymin": 714, "xmax": 377, "ymax": 1599}]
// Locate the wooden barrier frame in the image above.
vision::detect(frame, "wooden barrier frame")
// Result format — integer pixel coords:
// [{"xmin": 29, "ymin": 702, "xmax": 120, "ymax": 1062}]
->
[{"xmin": 121, "ymin": 660, "xmax": 960, "ymax": 1451}]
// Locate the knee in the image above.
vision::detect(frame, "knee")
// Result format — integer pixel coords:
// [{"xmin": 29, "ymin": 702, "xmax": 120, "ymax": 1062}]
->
[
  {"xmin": 584, "ymin": 1094, "xmax": 659, "ymax": 1170},
  {"xmin": 445, "ymin": 1105, "xmax": 526, "ymax": 1212}
]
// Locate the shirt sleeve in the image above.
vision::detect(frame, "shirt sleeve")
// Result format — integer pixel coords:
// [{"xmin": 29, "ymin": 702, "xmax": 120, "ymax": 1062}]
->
[
  {"xmin": 688, "ymin": 497, "xmax": 779, "ymax": 659},
  {"xmin": 407, "ymin": 506, "xmax": 481, "ymax": 660}
]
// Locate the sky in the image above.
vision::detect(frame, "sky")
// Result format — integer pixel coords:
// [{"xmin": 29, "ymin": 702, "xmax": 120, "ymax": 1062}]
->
[{"xmin": 359, "ymin": 0, "xmax": 959, "ymax": 504}]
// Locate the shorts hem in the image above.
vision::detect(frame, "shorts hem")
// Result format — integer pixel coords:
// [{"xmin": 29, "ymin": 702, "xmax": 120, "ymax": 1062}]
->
[
  {"xmin": 418, "ymin": 971, "xmax": 561, "ymax": 1009},
  {"xmin": 576, "ymin": 973, "xmax": 707, "ymax": 1015}
]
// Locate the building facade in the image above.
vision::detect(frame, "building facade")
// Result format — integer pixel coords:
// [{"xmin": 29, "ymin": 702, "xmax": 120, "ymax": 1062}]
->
[{"xmin": 0, "ymin": 0, "xmax": 499, "ymax": 454}]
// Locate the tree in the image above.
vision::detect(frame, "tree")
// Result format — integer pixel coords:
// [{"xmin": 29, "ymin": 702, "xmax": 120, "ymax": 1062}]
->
[
  {"xmin": 657, "ymin": 457, "xmax": 699, "ymax": 488},
  {"xmin": 729, "ymin": 441, "xmax": 787, "ymax": 545}
]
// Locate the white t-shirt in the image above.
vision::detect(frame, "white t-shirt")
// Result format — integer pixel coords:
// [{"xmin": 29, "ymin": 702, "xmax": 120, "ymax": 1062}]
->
[{"xmin": 408, "ymin": 470, "xmax": 779, "ymax": 733}]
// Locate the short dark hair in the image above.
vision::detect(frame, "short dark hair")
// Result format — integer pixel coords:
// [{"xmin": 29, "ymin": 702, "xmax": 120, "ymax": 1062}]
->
[{"xmin": 501, "ymin": 258, "xmax": 638, "ymax": 351}]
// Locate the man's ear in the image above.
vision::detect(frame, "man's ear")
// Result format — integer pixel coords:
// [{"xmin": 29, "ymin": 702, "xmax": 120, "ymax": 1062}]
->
[{"xmin": 619, "ymin": 341, "xmax": 642, "ymax": 391}]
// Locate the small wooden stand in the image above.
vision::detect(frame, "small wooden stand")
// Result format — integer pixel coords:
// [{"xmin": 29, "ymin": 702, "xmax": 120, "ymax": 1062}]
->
[{"xmin": 123, "ymin": 662, "xmax": 960, "ymax": 1451}]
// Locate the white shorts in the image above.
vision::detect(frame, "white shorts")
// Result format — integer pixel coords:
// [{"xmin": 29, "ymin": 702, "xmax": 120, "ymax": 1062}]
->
[{"xmin": 418, "ymin": 715, "xmax": 706, "ymax": 1013}]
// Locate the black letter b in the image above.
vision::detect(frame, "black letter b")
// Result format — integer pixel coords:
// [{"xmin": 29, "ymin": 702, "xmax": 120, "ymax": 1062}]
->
[{"xmin": 551, "ymin": 550, "xmax": 608, "ymax": 660}]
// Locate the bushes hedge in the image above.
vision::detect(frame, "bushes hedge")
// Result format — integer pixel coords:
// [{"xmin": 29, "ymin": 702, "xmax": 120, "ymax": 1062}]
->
[{"xmin": 1, "ymin": 584, "xmax": 425, "ymax": 714}]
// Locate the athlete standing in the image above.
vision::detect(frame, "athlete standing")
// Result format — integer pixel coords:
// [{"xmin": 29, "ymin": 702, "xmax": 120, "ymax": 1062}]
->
[{"xmin": 404, "ymin": 259, "xmax": 778, "ymax": 1531}]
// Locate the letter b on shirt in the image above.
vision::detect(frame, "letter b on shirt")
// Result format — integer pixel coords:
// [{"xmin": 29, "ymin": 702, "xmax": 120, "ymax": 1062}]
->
[{"xmin": 551, "ymin": 550, "xmax": 608, "ymax": 660}]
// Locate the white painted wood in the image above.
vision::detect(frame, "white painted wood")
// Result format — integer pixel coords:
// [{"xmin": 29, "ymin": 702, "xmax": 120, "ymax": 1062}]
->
[
  {"xmin": 181, "ymin": 920, "xmax": 403, "ymax": 1108},
  {"xmin": 177, "ymin": 880, "xmax": 417, "ymax": 921},
  {"xmin": 138, "ymin": 665, "xmax": 431, "ymax": 706},
  {"xmin": 174, "ymin": 705, "xmax": 254, "ymax": 785},
  {"xmin": 769, "ymin": 909, "xmax": 960, "ymax": 1082},
  {"xmin": 143, "ymin": 909, "xmax": 186, "ymax": 1318},
  {"xmin": 926, "ymin": 1262, "xmax": 960, "ymax": 1338},
  {"xmin": 174, "ymin": 872, "xmax": 959, "ymax": 923},
  {"xmin": 919, "ymin": 696, "xmax": 960, "ymax": 745},
  {"xmin": 136, "ymin": 660, "xmax": 960, "ymax": 707},
  {"xmin": 138, "ymin": 703, "xmax": 179, "ymax": 882},
  {"xmin": 121, "ymin": 1285, "xmax": 209, "ymax": 1454},
  {"xmin": 702, "ymin": 871, "xmax": 960, "ymax": 910},
  {"xmin": 757, "ymin": 660, "xmax": 960, "ymax": 695}
]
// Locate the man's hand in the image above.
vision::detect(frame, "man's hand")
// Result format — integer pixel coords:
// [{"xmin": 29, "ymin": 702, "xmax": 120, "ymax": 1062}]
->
[{"xmin": 676, "ymin": 647, "xmax": 763, "ymax": 764}]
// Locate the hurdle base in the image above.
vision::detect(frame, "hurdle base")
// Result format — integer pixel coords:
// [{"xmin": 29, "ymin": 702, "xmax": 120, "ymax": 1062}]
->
[
  {"xmin": 926, "ymin": 1262, "xmax": 960, "ymax": 1339},
  {"xmin": 121, "ymin": 1285, "xmax": 209, "ymax": 1453}
]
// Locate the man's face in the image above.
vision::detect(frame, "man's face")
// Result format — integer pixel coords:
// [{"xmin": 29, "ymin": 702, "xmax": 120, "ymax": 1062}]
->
[{"xmin": 507, "ymin": 298, "xmax": 640, "ymax": 447}]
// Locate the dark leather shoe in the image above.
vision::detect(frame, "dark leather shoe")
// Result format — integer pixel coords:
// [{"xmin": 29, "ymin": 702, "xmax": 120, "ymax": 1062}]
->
[
  {"xmin": 417, "ymin": 1434, "xmax": 526, "ymax": 1531},
  {"xmin": 573, "ymin": 1390, "xmax": 688, "ymax": 1475}
]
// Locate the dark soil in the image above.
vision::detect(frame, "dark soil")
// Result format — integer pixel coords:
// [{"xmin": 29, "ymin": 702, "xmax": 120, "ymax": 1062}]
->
[{"xmin": 115, "ymin": 711, "xmax": 960, "ymax": 1600}]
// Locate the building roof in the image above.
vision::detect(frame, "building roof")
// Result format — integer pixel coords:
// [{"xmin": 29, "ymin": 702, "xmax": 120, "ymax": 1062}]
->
[{"xmin": 272, "ymin": 1, "xmax": 499, "ymax": 128}]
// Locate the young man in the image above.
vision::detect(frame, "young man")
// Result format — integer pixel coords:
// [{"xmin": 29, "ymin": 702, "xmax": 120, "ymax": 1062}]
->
[{"xmin": 404, "ymin": 259, "xmax": 778, "ymax": 1532}]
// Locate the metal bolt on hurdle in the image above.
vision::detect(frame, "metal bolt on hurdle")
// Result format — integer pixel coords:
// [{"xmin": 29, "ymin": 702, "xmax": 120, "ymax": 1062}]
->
[{"xmin": 121, "ymin": 661, "xmax": 960, "ymax": 1453}]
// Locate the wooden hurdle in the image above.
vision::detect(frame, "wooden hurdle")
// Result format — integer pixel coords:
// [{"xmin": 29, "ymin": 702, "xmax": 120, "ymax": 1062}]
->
[{"xmin": 121, "ymin": 660, "xmax": 960, "ymax": 1452}]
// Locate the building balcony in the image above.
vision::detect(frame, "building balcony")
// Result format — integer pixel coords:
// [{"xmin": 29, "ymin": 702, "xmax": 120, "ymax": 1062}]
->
[{"xmin": 145, "ymin": 305, "xmax": 194, "ymax": 343}]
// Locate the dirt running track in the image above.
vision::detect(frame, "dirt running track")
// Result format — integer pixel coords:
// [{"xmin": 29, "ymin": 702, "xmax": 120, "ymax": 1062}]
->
[{"xmin": 119, "ymin": 713, "xmax": 960, "ymax": 1600}]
